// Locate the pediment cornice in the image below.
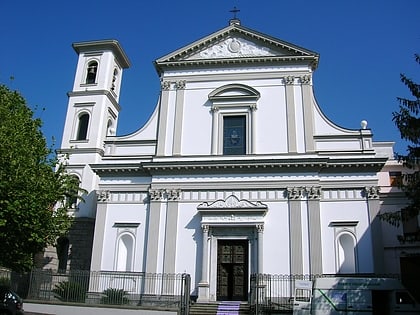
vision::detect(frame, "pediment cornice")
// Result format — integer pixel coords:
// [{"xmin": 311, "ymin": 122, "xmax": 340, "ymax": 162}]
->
[{"xmin": 154, "ymin": 23, "xmax": 319, "ymax": 73}]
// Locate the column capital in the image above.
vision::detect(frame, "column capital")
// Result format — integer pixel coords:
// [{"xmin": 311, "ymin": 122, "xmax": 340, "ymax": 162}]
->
[
  {"xmin": 300, "ymin": 75, "xmax": 311, "ymax": 85},
  {"xmin": 287, "ymin": 187, "xmax": 306, "ymax": 199},
  {"xmin": 364, "ymin": 186, "xmax": 380, "ymax": 199},
  {"xmin": 202, "ymin": 225, "xmax": 210, "ymax": 233},
  {"xmin": 97, "ymin": 190, "xmax": 110, "ymax": 202},
  {"xmin": 256, "ymin": 224, "xmax": 264, "ymax": 233},
  {"xmin": 175, "ymin": 80, "xmax": 186, "ymax": 90},
  {"xmin": 161, "ymin": 80, "xmax": 171, "ymax": 90},
  {"xmin": 306, "ymin": 186, "xmax": 322, "ymax": 200},
  {"xmin": 285, "ymin": 75, "xmax": 295, "ymax": 85}
]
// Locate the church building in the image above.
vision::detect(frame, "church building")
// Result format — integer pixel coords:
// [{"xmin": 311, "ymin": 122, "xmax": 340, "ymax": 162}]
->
[{"xmin": 54, "ymin": 18, "xmax": 398, "ymax": 302}]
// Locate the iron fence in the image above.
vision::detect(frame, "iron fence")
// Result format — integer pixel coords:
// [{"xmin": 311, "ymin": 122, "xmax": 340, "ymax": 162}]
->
[
  {"xmin": 250, "ymin": 273, "xmax": 401, "ymax": 314},
  {"xmin": 25, "ymin": 269, "xmax": 190, "ymax": 313}
]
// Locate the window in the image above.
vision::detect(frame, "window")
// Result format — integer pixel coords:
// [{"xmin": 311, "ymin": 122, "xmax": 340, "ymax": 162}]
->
[
  {"xmin": 223, "ymin": 115, "xmax": 246, "ymax": 155},
  {"xmin": 76, "ymin": 113, "xmax": 89, "ymax": 140},
  {"xmin": 86, "ymin": 61, "xmax": 98, "ymax": 84},
  {"xmin": 208, "ymin": 84, "xmax": 260, "ymax": 155},
  {"xmin": 111, "ymin": 68, "xmax": 118, "ymax": 91},
  {"xmin": 389, "ymin": 171, "xmax": 402, "ymax": 187}
]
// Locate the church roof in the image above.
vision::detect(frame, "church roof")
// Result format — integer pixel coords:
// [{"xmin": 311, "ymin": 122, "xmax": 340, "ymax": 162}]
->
[{"xmin": 154, "ymin": 19, "xmax": 319, "ymax": 74}]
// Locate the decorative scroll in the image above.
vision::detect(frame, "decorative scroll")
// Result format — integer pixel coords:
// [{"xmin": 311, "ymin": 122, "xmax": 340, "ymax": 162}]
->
[{"xmin": 197, "ymin": 194, "xmax": 267, "ymax": 209}]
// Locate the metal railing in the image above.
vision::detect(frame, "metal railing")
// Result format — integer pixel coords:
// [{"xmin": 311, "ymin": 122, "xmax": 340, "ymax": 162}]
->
[
  {"xmin": 250, "ymin": 273, "xmax": 401, "ymax": 314},
  {"xmin": 250, "ymin": 274, "xmax": 312, "ymax": 314},
  {"xmin": 24, "ymin": 269, "xmax": 190, "ymax": 314}
]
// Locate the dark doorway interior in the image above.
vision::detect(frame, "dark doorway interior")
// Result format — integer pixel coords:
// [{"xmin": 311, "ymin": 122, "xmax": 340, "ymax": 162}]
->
[
  {"xmin": 400, "ymin": 256, "xmax": 420, "ymax": 302},
  {"xmin": 372, "ymin": 290, "xmax": 392, "ymax": 315},
  {"xmin": 217, "ymin": 239, "xmax": 248, "ymax": 301}
]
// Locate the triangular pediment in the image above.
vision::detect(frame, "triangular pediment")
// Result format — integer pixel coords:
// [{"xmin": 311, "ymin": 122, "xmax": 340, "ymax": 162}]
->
[{"xmin": 155, "ymin": 22, "xmax": 319, "ymax": 71}]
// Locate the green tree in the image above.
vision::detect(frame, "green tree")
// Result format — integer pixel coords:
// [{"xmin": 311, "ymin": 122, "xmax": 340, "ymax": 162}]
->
[
  {"xmin": 0, "ymin": 84, "xmax": 81, "ymax": 271},
  {"xmin": 381, "ymin": 54, "xmax": 420, "ymax": 226}
]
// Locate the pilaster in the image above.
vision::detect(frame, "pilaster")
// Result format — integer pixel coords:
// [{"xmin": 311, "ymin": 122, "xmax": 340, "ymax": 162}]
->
[
  {"xmin": 287, "ymin": 187, "xmax": 304, "ymax": 275},
  {"xmin": 145, "ymin": 189, "xmax": 164, "ymax": 273},
  {"xmin": 163, "ymin": 189, "xmax": 181, "ymax": 274},
  {"xmin": 90, "ymin": 190, "xmax": 110, "ymax": 271},
  {"xmin": 285, "ymin": 76, "xmax": 297, "ymax": 153},
  {"xmin": 300, "ymin": 75, "xmax": 315, "ymax": 152},
  {"xmin": 306, "ymin": 186, "xmax": 323, "ymax": 275},
  {"xmin": 364, "ymin": 186, "xmax": 384, "ymax": 273}
]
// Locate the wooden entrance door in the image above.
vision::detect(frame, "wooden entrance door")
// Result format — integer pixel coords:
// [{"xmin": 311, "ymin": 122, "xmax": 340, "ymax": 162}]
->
[{"xmin": 217, "ymin": 240, "xmax": 248, "ymax": 301}]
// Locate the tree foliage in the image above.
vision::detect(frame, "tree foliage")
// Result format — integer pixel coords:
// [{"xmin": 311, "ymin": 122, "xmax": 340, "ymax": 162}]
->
[
  {"xmin": 0, "ymin": 84, "xmax": 81, "ymax": 271},
  {"xmin": 381, "ymin": 54, "xmax": 420, "ymax": 226}
]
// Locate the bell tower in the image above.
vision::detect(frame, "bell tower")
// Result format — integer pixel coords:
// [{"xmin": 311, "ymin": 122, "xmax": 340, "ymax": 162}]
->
[{"xmin": 61, "ymin": 40, "xmax": 130, "ymax": 159}]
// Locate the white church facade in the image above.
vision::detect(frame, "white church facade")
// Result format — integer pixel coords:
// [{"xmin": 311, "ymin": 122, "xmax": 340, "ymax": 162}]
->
[{"xmin": 51, "ymin": 19, "xmax": 414, "ymax": 302}]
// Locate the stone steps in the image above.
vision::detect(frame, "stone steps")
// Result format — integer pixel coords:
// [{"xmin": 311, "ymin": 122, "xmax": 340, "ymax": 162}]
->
[{"xmin": 189, "ymin": 301, "xmax": 250, "ymax": 315}]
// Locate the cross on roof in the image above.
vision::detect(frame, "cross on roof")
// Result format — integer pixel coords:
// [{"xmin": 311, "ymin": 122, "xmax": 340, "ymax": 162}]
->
[{"xmin": 229, "ymin": 6, "xmax": 240, "ymax": 19}]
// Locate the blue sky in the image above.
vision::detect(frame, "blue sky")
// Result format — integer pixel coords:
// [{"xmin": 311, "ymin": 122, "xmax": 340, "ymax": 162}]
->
[{"xmin": 1, "ymin": 0, "xmax": 419, "ymax": 154}]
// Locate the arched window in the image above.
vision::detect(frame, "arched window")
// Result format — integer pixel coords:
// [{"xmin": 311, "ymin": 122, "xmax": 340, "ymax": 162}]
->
[
  {"xmin": 106, "ymin": 119, "xmax": 114, "ymax": 136},
  {"xmin": 76, "ymin": 113, "xmax": 89, "ymax": 140},
  {"xmin": 86, "ymin": 61, "xmax": 98, "ymax": 84},
  {"xmin": 116, "ymin": 233, "xmax": 134, "ymax": 271},
  {"xmin": 56, "ymin": 236, "xmax": 70, "ymax": 272},
  {"xmin": 336, "ymin": 232, "xmax": 357, "ymax": 273},
  {"xmin": 111, "ymin": 68, "xmax": 118, "ymax": 91}
]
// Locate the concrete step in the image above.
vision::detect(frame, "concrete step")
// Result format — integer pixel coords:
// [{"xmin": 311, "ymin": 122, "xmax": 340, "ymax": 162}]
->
[{"xmin": 189, "ymin": 301, "xmax": 250, "ymax": 315}]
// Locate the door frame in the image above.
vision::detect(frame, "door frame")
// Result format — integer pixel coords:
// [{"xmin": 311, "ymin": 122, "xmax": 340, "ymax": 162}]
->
[
  {"xmin": 208, "ymin": 227, "xmax": 255, "ymax": 302},
  {"xmin": 216, "ymin": 239, "xmax": 249, "ymax": 301}
]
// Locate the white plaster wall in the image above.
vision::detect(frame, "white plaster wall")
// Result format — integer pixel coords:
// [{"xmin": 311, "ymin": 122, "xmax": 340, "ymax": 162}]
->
[
  {"xmin": 101, "ymin": 203, "xmax": 148, "ymax": 271},
  {"xmin": 180, "ymin": 77, "xmax": 292, "ymax": 155},
  {"xmin": 320, "ymin": 200, "xmax": 374, "ymax": 274},
  {"xmin": 175, "ymin": 203, "xmax": 201, "ymax": 288},
  {"xmin": 263, "ymin": 201, "xmax": 290, "ymax": 274},
  {"xmin": 181, "ymin": 88, "xmax": 213, "ymax": 155},
  {"xmin": 255, "ymin": 84, "xmax": 288, "ymax": 153}
]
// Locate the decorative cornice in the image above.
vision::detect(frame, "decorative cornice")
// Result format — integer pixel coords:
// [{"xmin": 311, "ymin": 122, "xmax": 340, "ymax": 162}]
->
[
  {"xmin": 88, "ymin": 157, "xmax": 387, "ymax": 176},
  {"xmin": 67, "ymin": 89, "xmax": 121, "ymax": 111}
]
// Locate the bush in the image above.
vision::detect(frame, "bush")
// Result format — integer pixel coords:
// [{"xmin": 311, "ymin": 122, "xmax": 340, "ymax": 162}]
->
[
  {"xmin": 100, "ymin": 288, "xmax": 129, "ymax": 305},
  {"xmin": 52, "ymin": 280, "xmax": 86, "ymax": 302},
  {"xmin": 0, "ymin": 277, "xmax": 11, "ymax": 288}
]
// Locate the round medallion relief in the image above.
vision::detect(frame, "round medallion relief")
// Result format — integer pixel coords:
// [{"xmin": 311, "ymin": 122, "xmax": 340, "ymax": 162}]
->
[{"xmin": 228, "ymin": 39, "xmax": 241, "ymax": 53}]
